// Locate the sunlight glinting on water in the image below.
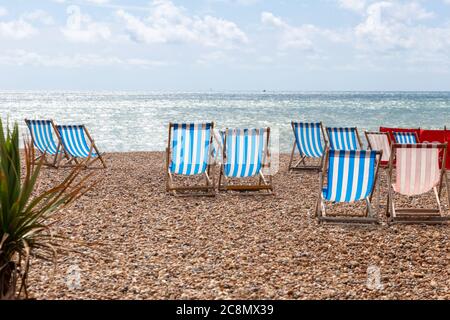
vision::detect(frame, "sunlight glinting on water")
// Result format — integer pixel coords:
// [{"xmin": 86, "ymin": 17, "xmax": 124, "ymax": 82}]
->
[{"xmin": 2, "ymin": 91, "xmax": 449, "ymax": 152}]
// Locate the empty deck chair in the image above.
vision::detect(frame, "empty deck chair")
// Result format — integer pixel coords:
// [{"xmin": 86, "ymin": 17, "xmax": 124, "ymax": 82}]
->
[
  {"xmin": 393, "ymin": 131, "xmax": 418, "ymax": 144},
  {"xmin": 165, "ymin": 122, "xmax": 215, "ymax": 196},
  {"xmin": 316, "ymin": 149, "xmax": 382, "ymax": 224},
  {"xmin": 218, "ymin": 128, "xmax": 273, "ymax": 194},
  {"xmin": 57, "ymin": 125, "xmax": 106, "ymax": 168},
  {"xmin": 365, "ymin": 131, "xmax": 391, "ymax": 168},
  {"xmin": 326, "ymin": 127, "xmax": 362, "ymax": 150},
  {"xmin": 386, "ymin": 143, "xmax": 449, "ymax": 224},
  {"xmin": 25, "ymin": 119, "xmax": 64, "ymax": 167},
  {"xmin": 288, "ymin": 122, "xmax": 327, "ymax": 171}
]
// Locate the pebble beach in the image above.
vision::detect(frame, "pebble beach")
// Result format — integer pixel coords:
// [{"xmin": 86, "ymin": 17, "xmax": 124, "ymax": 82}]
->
[{"xmin": 27, "ymin": 152, "xmax": 449, "ymax": 300}]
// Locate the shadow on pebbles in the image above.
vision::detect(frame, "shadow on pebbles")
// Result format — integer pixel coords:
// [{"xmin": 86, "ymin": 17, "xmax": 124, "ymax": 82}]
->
[{"xmin": 27, "ymin": 152, "xmax": 449, "ymax": 300}]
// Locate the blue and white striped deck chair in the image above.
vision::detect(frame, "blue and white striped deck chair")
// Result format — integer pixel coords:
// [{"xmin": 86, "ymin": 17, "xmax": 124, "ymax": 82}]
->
[
  {"xmin": 316, "ymin": 149, "xmax": 382, "ymax": 224},
  {"xmin": 326, "ymin": 127, "xmax": 362, "ymax": 151},
  {"xmin": 219, "ymin": 128, "xmax": 273, "ymax": 193},
  {"xmin": 166, "ymin": 122, "xmax": 215, "ymax": 196},
  {"xmin": 25, "ymin": 119, "xmax": 63, "ymax": 167},
  {"xmin": 57, "ymin": 125, "xmax": 106, "ymax": 168},
  {"xmin": 393, "ymin": 132, "xmax": 418, "ymax": 144},
  {"xmin": 289, "ymin": 122, "xmax": 327, "ymax": 171}
]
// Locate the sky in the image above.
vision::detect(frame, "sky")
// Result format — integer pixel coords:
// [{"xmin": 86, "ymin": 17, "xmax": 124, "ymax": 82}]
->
[{"xmin": 0, "ymin": 0, "xmax": 450, "ymax": 91}]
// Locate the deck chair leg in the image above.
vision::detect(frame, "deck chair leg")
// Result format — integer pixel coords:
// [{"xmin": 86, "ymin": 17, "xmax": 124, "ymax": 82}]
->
[
  {"xmin": 433, "ymin": 187, "xmax": 442, "ymax": 215},
  {"xmin": 167, "ymin": 171, "xmax": 174, "ymax": 195},
  {"xmin": 321, "ymin": 197, "xmax": 326, "ymax": 218},
  {"xmin": 446, "ymin": 171, "xmax": 450, "ymax": 209},
  {"xmin": 51, "ymin": 142, "xmax": 63, "ymax": 168},
  {"xmin": 315, "ymin": 193, "xmax": 323, "ymax": 218},
  {"xmin": 390, "ymin": 192, "xmax": 397, "ymax": 221},
  {"xmin": 300, "ymin": 155, "xmax": 307, "ymax": 165},
  {"xmin": 365, "ymin": 197, "xmax": 374, "ymax": 218},
  {"xmin": 205, "ymin": 171, "xmax": 214, "ymax": 189},
  {"xmin": 218, "ymin": 167, "xmax": 223, "ymax": 191},
  {"xmin": 288, "ymin": 143, "xmax": 296, "ymax": 172},
  {"xmin": 293, "ymin": 157, "xmax": 304, "ymax": 168},
  {"xmin": 259, "ymin": 171, "xmax": 272, "ymax": 194},
  {"xmin": 376, "ymin": 177, "xmax": 381, "ymax": 210},
  {"xmin": 259, "ymin": 171, "xmax": 269, "ymax": 185},
  {"xmin": 51, "ymin": 153, "xmax": 58, "ymax": 167},
  {"xmin": 385, "ymin": 185, "xmax": 391, "ymax": 218},
  {"xmin": 97, "ymin": 154, "xmax": 107, "ymax": 168},
  {"xmin": 55, "ymin": 152, "xmax": 64, "ymax": 167}
]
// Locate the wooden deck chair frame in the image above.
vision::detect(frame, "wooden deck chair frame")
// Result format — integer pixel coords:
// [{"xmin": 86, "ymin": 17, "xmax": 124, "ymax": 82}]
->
[
  {"xmin": 25, "ymin": 119, "xmax": 67, "ymax": 168},
  {"xmin": 386, "ymin": 143, "xmax": 450, "ymax": 224},
  {"xmin": 288, "ymin": 121, "xmax": 328, "ymax": 172},
  {"xmin": 365, "ymin": 131, "xmax": 391, "ymax": 169},
  {"xmin": 365, "ymin": 131, "xmax": 392, "ymax": 209},
  {"xmin": 392, "ymin": 131, "xmax": 420, "ymax": 144},
  {"xmin": 316, "ymin": 148, "xmax": 382, "ymax": 224},
  {"xmin": 59, "ymin": 125, "xmax": 107, "ymax": 169},
  {"xmin": 325, "ymin": 127, "xmax": 363, "ymax": 150},
  {"xmin": 165, "ymin": 122, "xmax": 216, "ymax": 197},
  {"xmin": 218, "ymin": 128, "xmax": 273, "ymax": 195}
]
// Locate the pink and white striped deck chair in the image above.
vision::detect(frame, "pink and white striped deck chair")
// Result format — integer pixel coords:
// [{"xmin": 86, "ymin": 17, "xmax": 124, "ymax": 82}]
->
[
  {"xmin": 386, "ymin": 143, "xmax": 450, "ymax": 224},
  {"xmin": 365, "ymin": 131, "xmax": 391, "ymax": 168}
]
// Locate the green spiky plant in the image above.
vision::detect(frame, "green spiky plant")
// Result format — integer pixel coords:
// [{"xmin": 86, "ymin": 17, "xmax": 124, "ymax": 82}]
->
[{"xmin": 0, "ymin": 119, "xmax": 93, "ymax": 299}]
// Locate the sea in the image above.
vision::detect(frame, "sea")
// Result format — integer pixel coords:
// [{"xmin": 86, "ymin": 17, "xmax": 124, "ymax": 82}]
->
[{"xmin": 1, "ymin": 91, "xmax": 449, "ymax": 153}]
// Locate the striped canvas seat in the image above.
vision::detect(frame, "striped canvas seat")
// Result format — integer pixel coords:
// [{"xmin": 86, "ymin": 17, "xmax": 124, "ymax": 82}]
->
[
  {"xmin": 57, "ymin": 125, "xmax": 97, "ymax": 158},
  {"xmin": 169, "ymin": 123, "xmax": 212, "ymax": 175},
  {"xmin": 393, "ymin": 132, "xmax": 417, "ymax": 144},
  {"xmin": 322, "ymin": 150, "xmax": 377, "ymax": 203},
  {"xmin": 26, "ymin": 120, "xmax": 60, "ymax": 155},
  {"xmin": 387, "ymin": 143, "xmax": 449, "ymax": 224},
  {"xmin": 292, "ymin": 122, "xmax": 324, "ymax": 158},
  {"xmin": 223, "ymin": 128, "xmax": 266, "ymax": 178},
  {"xmin": 366, "ymin": 132, "xmax": 391, "ymax": 163},
  {"xmin": 326, "ymin": 127, "xmax": 361, "ymax": 150},
  {"xmin": 393, "ymin": 145, "xmax": 440, "ymax": 196}
]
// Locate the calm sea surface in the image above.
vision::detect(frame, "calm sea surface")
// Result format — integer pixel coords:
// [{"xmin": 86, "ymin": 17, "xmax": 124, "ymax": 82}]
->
[{"xmin": 1, "ymin": 91, "xmax": 449, "ymax": 152}]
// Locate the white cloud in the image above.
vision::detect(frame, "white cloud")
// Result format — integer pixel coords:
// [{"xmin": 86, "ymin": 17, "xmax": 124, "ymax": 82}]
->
[
  {"xmin": 355, "ymin": 1, "xmax": 436, "ymax": 50},
  {"xmin": 338, "ymin": 0, "xmax": 366, "ymax": 13},
  {"xmin": 0, "ymin": 9, "xmax": 54, "ymax": 39},
  {"xmin": 85, "ymin": 0, "xmax": 110, "ymax": 4},
  {"xmin": 347, "ymin": 1, "xmax": 450, "ymax": 73},
  {"xmin": 116, "ymin": 0, "xmax": 248, "ymax": 47},
  {"xmin": 234, "ymin": 0, "xmax": 259, "ymax": 5},
  {"xmin": 261, "ymin": 12, "xmax": 345, "ymax": 51},
  {"xmin": 223, "ymin": 0, "xmax": 260, "ymax": 5},
  {"xmin": 61, "ymin": 5, "xmax": 111, "ymax": 42},
  {"xmin": 0, "ymin": 49, "xmax": 169, "ymax": 68},
  {"xmin": 0, "ymin": 20, "xmax": 37, "ymax": 39},
  {"xmin": 261, "ymin": 12, "xmax": 287, "ymax": 28},
  {"xmin": 22, "ymin": 10, "xmax": 55, "ymax": 25},
  {"xmin": 52, "ymin": 0, "xmax": 110, "ymax": 3},
  {"xmin": 0, "ymin": 7, "xmax": 7, "ymax": 17}
]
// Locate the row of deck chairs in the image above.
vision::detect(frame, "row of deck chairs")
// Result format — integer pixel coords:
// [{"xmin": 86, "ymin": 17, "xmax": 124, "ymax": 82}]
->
[
  {"xmin": 165, "ymin": 123, "xmax": 273, "ymax": 196},
  {"xmin": 288, "ymin": 124, "xmax": 419, "ymax": 171},
  {"xmin": 288, "ymin": 122, "xmax": 448, "ymax": 225},
  {"xmin": 25, "ymin": 119, "xmax": 106, "ymax": 169},
  {"xmin": 166, "ymin": 122, "xmax": 449, "ymax": 225}
]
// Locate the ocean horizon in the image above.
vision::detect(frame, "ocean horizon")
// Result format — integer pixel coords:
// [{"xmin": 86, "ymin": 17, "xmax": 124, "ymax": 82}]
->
[{"xmin": 3, "ymin": 90, "xmax": 449, "ymax": 152}]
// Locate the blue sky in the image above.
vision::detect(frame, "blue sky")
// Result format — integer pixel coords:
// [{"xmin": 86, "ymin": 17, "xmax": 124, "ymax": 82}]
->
[{"xmin": 0, "ymin": 0, "xmax": 450, "ymax": 91}]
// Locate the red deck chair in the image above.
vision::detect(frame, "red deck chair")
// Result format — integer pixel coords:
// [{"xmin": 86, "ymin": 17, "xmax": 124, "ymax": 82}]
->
[
  {"xmin": 420, "ymin": 129, "xmax": 450, "ymax": 170},
  {"xmin": 380, "ymin": 127, "xmax": 421, "ymax": 144}
]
